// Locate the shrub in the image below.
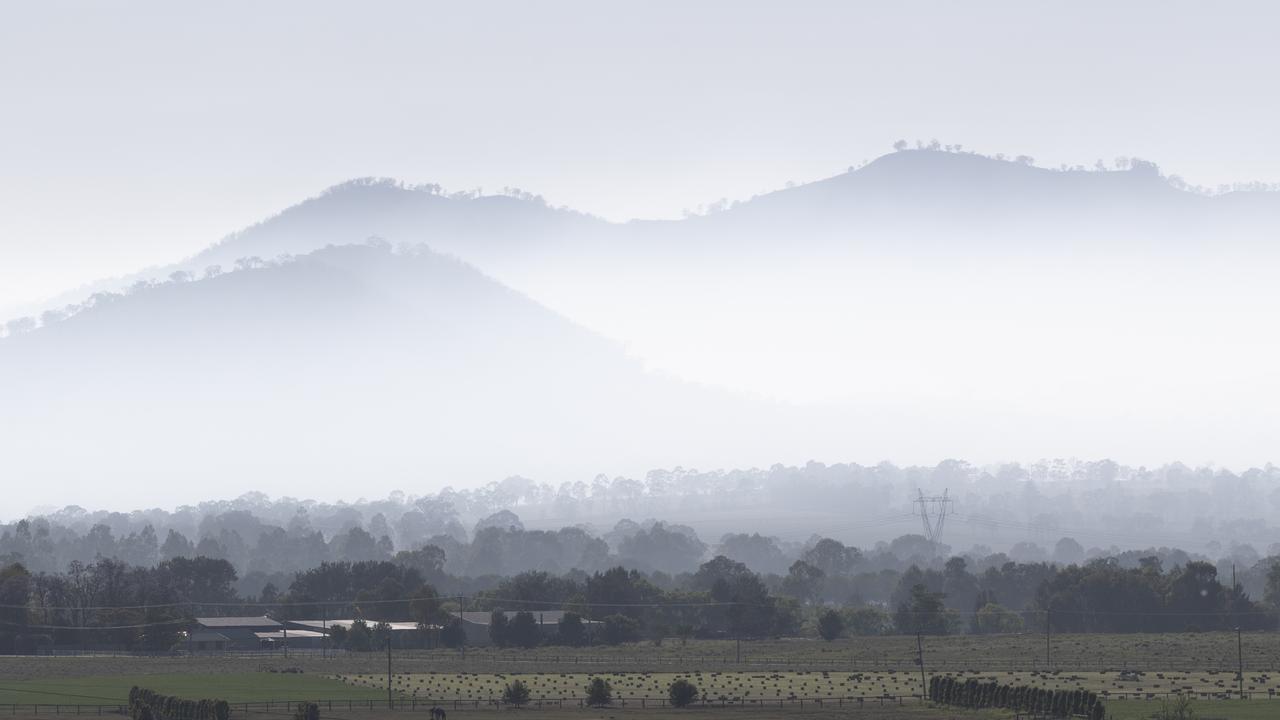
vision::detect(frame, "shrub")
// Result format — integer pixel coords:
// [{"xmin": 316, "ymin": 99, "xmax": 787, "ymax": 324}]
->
[
  {"xmin": 440, "ymin": 619, "xmax": 466, "ymax": 648},
  {"xmin": 489, "ymin": 610, "xmax": 509, "ymax": 647},
  {"xmin": 346, "ymin": 619, "xmax": 373, "ymax": 651},
  {"xmin": 293, "ymin": 703, "xmax": 319, "ymax": 720},
  {"xmin": 816, "ymin": 609, "xmax": 844, "ymax": 640},
  {"xmin": 502, "ymin": 680, "xmax": 531, "ymax": 706},
  {"xmin": 584, "ymin": 677, "xmax": 613, "ymax": 707},
  {"xmin": 557, "ymin": 612, "xmax": 587, "ymax": 646},
  {"xmin": 972, "ymin": 602, "xmax": 1024, "ymax": 634},
  {"xmin": 669, "ymin": 679, "xmax": 699, "ymax": 708},
  {"xmin": 648, "ymin": 623, "xmax": 669, "ymax": 646},
  {"xmin": 507, "ymin": 611, "xmax": 541, "ymax": 648},
  {"xmin": 600, "ymin": 614, "xmax": 640, "ymax": 645},
  {"xmin": 844, "ymin": 607, "xmax": 892, "ymax": 636},
  {"xmin": 1153, "ymin": 695, "xmax": 1196, "ymax": 720},
  {"xmin": 327, "ymin": 625, "xmax": 348, "ymax": 649},
  {"xmin": 371, "ymin": 621, "xmax": 393, "ymax": 649}
]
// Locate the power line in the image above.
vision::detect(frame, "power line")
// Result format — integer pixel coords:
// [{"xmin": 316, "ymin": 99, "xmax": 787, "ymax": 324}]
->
[
  {"xmin": 0, "ymin": 617, "xmax": 191, "ymax": 630},
  {"xmin": 0, "ymin": 598, "xmax": 767, "ymax": 611},
  {"xmin": 947, "ymin": 513, "xmax": 1208, "ymax": 547},
  {"xmin": 0, "ymin": 593, "xmax": 788, "ymax": 613}
]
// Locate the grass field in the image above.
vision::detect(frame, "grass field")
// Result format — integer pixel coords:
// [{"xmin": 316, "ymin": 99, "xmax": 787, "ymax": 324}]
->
[
  {"xmin": 337, "ymin": 668, "xmax": 1280, "ymax": 703},
  {"xmin": 0, "ymin": 673, "xmax": 386, "ymax": 705},
  {"xmin": 363, "ymin": 632, "xmax": 1280, "ymax": 672},
  {"xmin": 4, "ymin": 668, "xmax": 1280, "ymax": 719},
  {"xmin": 3, "ymin": 632, "xmax": 1280, "ymax": 718},
  {"xmin": 2, "ymin": 632, "xmax": 1276, "ymax": 679},
  {"xmin": 1107, "ymin": 698, "xmax": 1280, "ymax": 720},
  {"xmin": 1, "ymin": 705, "xmax": 1010, "ymax": 720},
  {"xmin": 341, "ymin": 670, "xmax": 927, "ymax": 701}
]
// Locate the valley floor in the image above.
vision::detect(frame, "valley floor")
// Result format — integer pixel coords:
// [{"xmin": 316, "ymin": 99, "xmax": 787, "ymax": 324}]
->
[{"xmin": 2, "ymin": 633, "xmax": 1278, "ymax": 719}]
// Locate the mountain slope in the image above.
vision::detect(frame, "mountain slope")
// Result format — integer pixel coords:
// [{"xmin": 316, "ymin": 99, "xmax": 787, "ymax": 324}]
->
[
  {"xmin": 190, "ymin": 179, "xmax": 608, "ymax": 281},
  {"xmin": 628, "ymin": 150, "xmax": 1280, "ymax": 260},
  {"xmin": 0, "ymin": 243, "xmax": 827, "ymax": 510}
]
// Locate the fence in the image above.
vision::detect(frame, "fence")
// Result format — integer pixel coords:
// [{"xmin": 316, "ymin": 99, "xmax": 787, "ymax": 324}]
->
[
  {"xmin": 4, "ymin": 691, "xmax": 1278, "ymax": 716},
  {"xmin": 391, "ymin": 652, "xmax": 1280, "ymax": 673},
  {"xmin": 26, "ymin": 649, "xmax": 1280, "ymax": 673}
]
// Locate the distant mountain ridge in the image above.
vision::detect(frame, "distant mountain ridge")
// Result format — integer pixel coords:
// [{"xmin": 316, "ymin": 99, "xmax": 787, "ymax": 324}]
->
[
  {"xmin": 11, "ymin": 149, "xmax": 1280, "ymax": 328},
  {"xmin": 5, "ymin": 148, "xmax": 1280, "ymax": 511},
  {"xmin": 193, "ymin": 178, "xmax": 607, "ymax": 274}
]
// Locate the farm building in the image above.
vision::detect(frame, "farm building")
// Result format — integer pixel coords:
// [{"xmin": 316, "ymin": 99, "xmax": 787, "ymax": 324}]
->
[
  {"xmin": 286, "ymin": 619, "xmax": 441, "ymax": 649},
  {"xmin": 184, "ymin": 630, "xmax": 230, "ymax": 652},
  {"xmin": 455, "ymin": 610, "xmax": 600, "ymax": 647},
  {"xmin": 254, "ymin": 628, "xmax": 326, "ymax": 649},
  {"xmin": 192, "ymin": 616, "xmax": 282, "ymax": 649}
]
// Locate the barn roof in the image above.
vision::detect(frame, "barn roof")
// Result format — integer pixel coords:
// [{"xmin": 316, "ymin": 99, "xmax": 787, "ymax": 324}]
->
[
  {"xmin": 288, "ymin": 619, "xmax": 427, "ymax": 631},
  {"xmin": 195, "ymin": 615, "xmax": 282, "ymax": 628},
  {"xmin": 255, "ymin": 630, "xmax": 326, "ymax": 639}
]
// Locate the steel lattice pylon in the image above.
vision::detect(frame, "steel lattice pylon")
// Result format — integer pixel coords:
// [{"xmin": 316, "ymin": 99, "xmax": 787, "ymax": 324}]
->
[{"xmin": 914, "ymin": 488, "xmax": 954, "ymax": 554}]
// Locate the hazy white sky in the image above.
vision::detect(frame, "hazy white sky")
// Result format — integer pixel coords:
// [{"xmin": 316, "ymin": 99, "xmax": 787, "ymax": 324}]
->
[{"xmin": 2, "ymin": 0, "xmax": 1279, "ymax": 311}]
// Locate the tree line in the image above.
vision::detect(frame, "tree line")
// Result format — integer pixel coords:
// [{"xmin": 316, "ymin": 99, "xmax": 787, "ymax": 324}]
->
[
  {"xmin": 2, "ymin": 537, "xmax": 1278, "ymax": 652},
  {"xmin": 5, "ymin": 459, "xmax": 1276, "ymax": 586}
]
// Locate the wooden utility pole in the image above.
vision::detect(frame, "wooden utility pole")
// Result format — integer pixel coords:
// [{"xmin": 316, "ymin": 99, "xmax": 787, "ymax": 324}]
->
[
  {"xmin": 1044, "ymin": 606, "xmax": 1051, "ymax": 668},
  {"xmin": 387, "ymin": 635, "xmax": 394, "ymax": 708},
  {"xmin": 916, "ymin": 632, "xmax": 927, "ymax": 700},
  {"xmin": 459, "ymin": 595, "xmax": 466, "ymax": 659},
  {"xmin": 1237, "ymin": 626, "xmax": 1244, "ymax": 699}
]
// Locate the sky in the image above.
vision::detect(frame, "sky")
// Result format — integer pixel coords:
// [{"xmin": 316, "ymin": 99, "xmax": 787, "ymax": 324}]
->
[
  {"xmin": 3, "ymin": 0, "xmax": 1280, "ymax": 314},
  {"xmin": 3, "ymin": 1, "xmax": 1280, "ymax": 514}
]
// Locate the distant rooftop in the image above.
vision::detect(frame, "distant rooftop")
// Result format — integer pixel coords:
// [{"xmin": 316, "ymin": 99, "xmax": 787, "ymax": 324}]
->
[
  {"xmin": 255, "ymin": 630, "xmax": 326, "ymax": 640},
  {"xmin": 195, "ymin": 616, "xmax": 282, "ymax": 628},
  {"xmin": 457, "ymin": 610, "xmax": 597, "ymax": 625},
  {"xmin": 288, "ymin": 619, "xmax": 428, "ymax": 632}
]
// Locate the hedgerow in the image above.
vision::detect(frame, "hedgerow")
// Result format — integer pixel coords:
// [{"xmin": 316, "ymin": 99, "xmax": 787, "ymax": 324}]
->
[
  {"xmin": 128, "ymin": 686, "xmax": 231, "ymax": 720},
  {"xmin": 928, "ymin": 676, "xmax": 1105, "ymax": 720}
]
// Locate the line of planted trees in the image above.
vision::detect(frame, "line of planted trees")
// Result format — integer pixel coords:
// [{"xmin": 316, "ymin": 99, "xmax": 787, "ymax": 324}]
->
[
  {"xmin": 928, "ymin": 676, "xmax": 1105, "ymax": 720},
  {"xmin": 128, "ymin": 687, "xmax": 230, "ymax": 720}
]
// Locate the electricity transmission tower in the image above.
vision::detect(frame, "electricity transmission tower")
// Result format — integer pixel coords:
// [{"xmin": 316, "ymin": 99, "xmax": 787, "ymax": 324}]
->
[{"xmin": 914, "ymin": 489, "xmax": 953, "ymax": 554}]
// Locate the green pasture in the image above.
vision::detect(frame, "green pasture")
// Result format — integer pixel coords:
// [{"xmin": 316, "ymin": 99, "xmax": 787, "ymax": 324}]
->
[
  {"xmin": 340, "ymin": 669, "xmax": 1280, "ymax": 702},
  {"xmin": 1107, "ymin": 698, "xmax": 1280, "ymax": 719},
  {"xmin": 0, "ymin": 673, "xmax": 386, "ymax": 706}
]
